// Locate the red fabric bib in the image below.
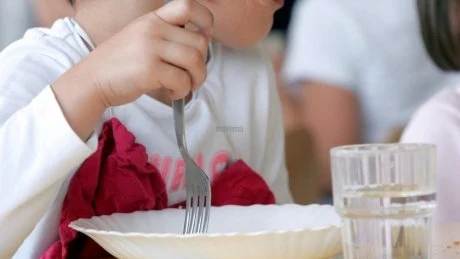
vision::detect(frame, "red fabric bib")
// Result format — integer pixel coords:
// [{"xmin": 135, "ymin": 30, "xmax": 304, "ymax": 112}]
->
[{"xmin": 41, "ymin": 118, "xmax": 275, "ymax": 259}]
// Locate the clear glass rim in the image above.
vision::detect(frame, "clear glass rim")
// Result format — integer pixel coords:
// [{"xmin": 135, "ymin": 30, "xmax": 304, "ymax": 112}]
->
[{"xmin": 330, "ymin": 143, "xmax": 436, "ymax": 157}]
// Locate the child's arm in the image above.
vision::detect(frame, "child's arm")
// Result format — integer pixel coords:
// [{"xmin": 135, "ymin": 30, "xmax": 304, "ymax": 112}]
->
[
  {"xmin": 53, "ymin": 0, "xmax": 214, "ymax": 141},
  {"xmin": 0, "ymin": 77, "xmax": 98, "ymax": 258},
  {"xmin": 0, "ymin": 1, "xmax": 213, "ymax": 256}
]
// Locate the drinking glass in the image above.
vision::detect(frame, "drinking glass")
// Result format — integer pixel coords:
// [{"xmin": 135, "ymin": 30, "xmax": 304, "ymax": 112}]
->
[{"xmin": 331, "ymin": 144, "xmax": 437, "ymax": 259}]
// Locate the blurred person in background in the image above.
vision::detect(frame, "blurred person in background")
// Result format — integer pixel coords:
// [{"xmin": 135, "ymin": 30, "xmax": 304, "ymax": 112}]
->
[
  {"xmin": 282, "ymin": 0, "xmax": 460, "ymax": 202},
  {"xmin": 401, "ymin": 0, "xmax": 460, "ymax": 224}
]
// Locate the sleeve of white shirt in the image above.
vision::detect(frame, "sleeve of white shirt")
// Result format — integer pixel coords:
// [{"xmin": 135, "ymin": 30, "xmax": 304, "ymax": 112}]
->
[
  {"xmin": 282, "ymin": 0, "xmax": 365, "ymax": 92},
  {"xmin": 260, "ymin": 54, "xmax": 294, "ymax": 205},
  {"xmin": 401, "ymin": 89, "xmax": 460, "ymax": 224},
  {"xmin": 0, "ymin": 46, "xmax": 97, "ymax": 257}
]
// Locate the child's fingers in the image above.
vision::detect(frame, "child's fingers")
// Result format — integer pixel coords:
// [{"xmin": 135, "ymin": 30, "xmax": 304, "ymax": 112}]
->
[
  {"xmin": 155, "ymin": 40, "xmax": 207, "ymax": 89},
  {"xmin": 155, "ymin": 0, "xmax": 214, "ymax": 35},
  {"xmin": 155, "ymin": 63, "xmax": 192, "ymax": 100},
  {"xmin": 161, "ymin": 24, "xmax": 209, "ymax": 61}
]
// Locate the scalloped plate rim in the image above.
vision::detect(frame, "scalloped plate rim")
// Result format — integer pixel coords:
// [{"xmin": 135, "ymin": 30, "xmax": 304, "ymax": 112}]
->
[{"xmin": 69, "ymin": 204, "xmax": 343, "ymax": 239}]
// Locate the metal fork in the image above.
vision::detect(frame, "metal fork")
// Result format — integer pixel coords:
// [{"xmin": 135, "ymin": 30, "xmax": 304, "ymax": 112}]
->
[{"xmin": 172, "ymin": 98, "xmax": 211, "ymax": 235}]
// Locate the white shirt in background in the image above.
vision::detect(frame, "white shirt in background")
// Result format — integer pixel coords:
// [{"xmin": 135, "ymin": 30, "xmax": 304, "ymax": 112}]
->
[
  {"xmin": 0, "ymin": 18, "xmax": 293, "ymax": 258},
  {"xmin": 401, "ymin": 88, "xmax": 460, "ymax": 224},
  {"xmin": 283, "ymin": 0, "xmax": 460, "ymax": 142}
]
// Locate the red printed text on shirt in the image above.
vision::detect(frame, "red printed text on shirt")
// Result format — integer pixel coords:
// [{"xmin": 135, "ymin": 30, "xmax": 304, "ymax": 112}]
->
[{"xmin": 149, "ymin": 151, "xmax": 231, "ymax": 191}]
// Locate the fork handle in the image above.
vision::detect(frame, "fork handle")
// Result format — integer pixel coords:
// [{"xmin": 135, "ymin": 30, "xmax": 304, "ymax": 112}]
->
[{"xmin": 172, "ymin": 99, "xmax": 192, "ymax": 160}]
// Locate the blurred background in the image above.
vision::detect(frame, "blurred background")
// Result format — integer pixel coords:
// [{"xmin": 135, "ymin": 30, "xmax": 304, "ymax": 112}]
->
[{"xmin": 2, "ymin": 0, "xmax": 459, "ymax": 206}]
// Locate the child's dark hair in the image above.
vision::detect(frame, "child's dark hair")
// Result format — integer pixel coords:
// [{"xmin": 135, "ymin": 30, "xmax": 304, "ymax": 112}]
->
[{"xmin": 417, "ymin": 0, "xmax": 460, "ymax": 71}]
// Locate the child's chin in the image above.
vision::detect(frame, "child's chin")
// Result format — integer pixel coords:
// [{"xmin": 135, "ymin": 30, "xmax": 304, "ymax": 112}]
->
[
  {"xmin": 219, "ymin": 30, "xmax": 271, "ymax": 50},
  {"xmin": 223, "ymin": 41, "xmax": 261, "ymax": 50}
]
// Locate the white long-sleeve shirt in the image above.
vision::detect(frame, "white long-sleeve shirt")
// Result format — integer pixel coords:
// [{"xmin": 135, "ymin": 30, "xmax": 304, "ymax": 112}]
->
[{"xmin": 0, "ymin": 18, "xmax": 293, "ymax": 258}]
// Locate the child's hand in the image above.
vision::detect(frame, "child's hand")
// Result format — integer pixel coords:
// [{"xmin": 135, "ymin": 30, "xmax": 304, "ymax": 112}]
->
[
  {"xmin": 83, "ymin": 0, "xmax": 214, "ymax": 106},
  {"xmin": 51, "ymin": 0, "xmax": 214, "ymax": 141}
]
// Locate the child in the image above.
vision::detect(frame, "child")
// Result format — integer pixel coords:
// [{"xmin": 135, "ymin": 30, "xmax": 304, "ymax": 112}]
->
[
  {"xmin": 401, "ymin": 0, "xmax": 460, "ymax": 224},
  {"xmin": 0, "ymin": 0, "xmax": 292, "ymax": 257}
]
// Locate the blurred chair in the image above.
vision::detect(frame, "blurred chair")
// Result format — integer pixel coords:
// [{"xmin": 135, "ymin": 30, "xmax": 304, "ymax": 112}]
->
[
  {"xmin": 285, "ymin": 127, "xmax": 320, "ymax": 205},
  {"xmin": 384, "ymin": 126, "xmax": 406, "ymax": 143}
]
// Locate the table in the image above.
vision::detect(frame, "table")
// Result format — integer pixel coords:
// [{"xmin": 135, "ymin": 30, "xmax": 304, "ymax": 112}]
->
[
  {"xmin": 331, "ymin": 222, "xmax": 460, "ymax": 259},
  {"xmin": 433, "ymin": 223, "xmax": 460, "ymax": 258},
  {"xmin": 98, "ymin": 223, "xmax": 460, "ymax": 259}
]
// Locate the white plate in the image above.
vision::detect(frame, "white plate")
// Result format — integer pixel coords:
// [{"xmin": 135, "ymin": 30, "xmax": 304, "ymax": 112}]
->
[{"xmin": 70, "ymin": 204, "xmax": 342, "ymax": 259}]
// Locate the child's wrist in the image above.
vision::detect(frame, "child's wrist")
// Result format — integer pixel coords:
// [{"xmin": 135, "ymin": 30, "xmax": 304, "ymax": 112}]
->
[
  {"xmin": 52, "ymin": 66, "xmax": 107, "ymax": 140},
  {"xmin": 71, "ymin": 61, "xmax": 110, "ymax": 111}
]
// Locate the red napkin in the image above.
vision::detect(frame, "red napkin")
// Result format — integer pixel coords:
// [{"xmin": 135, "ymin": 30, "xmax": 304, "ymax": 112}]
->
[
  {"xmin": 172, "ymin": 159, "xmax": 276, "ymax": 208},
  {"xmin": 41, "ymin": 118, "xmax": 168, "ymax": 259},
  {"xmin": 41, "ymin": 118, "xmax": 275, "ymax": 259}
]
